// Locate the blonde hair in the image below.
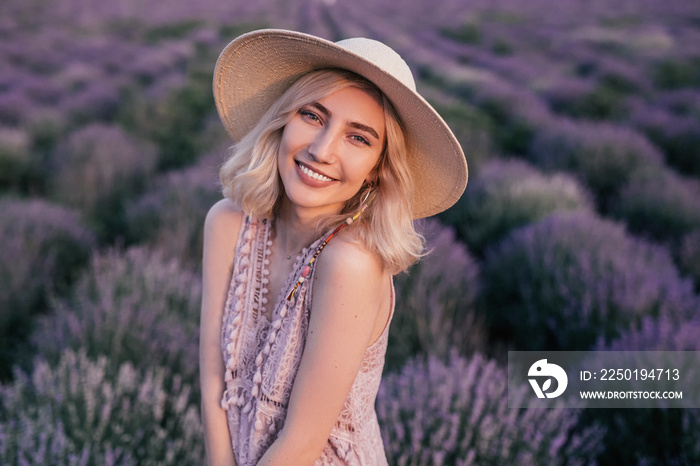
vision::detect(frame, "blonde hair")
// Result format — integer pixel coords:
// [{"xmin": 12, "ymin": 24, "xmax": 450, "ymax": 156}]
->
[{"xmin": 219, "ymin": 69, "xmax": 423, "ymax": 273}]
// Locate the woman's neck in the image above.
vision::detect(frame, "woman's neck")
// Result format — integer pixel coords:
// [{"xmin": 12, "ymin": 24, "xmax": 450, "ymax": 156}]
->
[{"xmin": 274, "ymin": 201, "xmax": 327, "ymax": 260}]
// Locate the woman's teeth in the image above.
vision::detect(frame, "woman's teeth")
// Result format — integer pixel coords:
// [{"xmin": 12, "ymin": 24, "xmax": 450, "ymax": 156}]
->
[{"xmin": 299, "ymin": 163, "xmax": 333, "ymax": 182}]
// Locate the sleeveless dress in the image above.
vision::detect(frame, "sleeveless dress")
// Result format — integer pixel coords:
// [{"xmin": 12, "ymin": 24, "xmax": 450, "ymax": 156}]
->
[{"xmin": 220, "ymin": 215, "xmax": 393, "ymax": 465}]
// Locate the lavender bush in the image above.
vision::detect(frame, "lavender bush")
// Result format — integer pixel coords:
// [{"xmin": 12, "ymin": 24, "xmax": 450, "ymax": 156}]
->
[
  {"xmin": 377, "ymin": 352, "xmax": 605, "ymax": 465},
  {"xmin": 651, "ymin": 57, "xmax": 700, "ymax": 91},
  {"xmin": 605, "ymin": 314, "xmax": 700, "ymax": 352},
  {"xmin": 612, "ymin": 167, "xmax": 700, "ymax": 244},
  {"xmin": 480, "ymin": 211, "xmax": 698, "ymax": 351},
  {"xmin": 547, "ymin": 55, "xmax": 650, "ymax": 120},
  {"xmin": 0, "ymin": 349, "xmax": 204, "ymax": 465},
  {"xmin": 528, "ymin": 119, "xmax": 664, "ymax": 206},
  {"xmin": 0, "ymin": 127, "xmax": 31, "ymax": 191},
  {"xmin": 467, "ymin": 76, "xmax": 552, "ymax": 155},
  {"xmin": 679, "ymin": 228, "xmax": 700, "ymax": 289},
  {"xmin": 125, "ymin": 155, "xmax": 221, "ymax": 267},
  {"xmin": 630, "ymin": 101, "xmax": 700, "ymax": 177},
  {"xmin": 0, "ymin": 405, "xmax": 98, "ymax": 465},
  {"xmin": 584, "ymin": 314, "xmax": 700, "ymax": 465},
  {"xmin": 0, "ymin": 198, "xmax": 95, "ymax": 378},
  {"xmin": 25, "ymin": 108, "xmax": 67, "ymax": 162},
  {"xmin": 390, "ymin": 220, "xmax": 482, "ymax": 370},
  {"xmin": 426, "ymin": 94, "xmax": 493, "ymax": 172},
  {"xmin": 31, "ymin": 247, "xmax": 201, "ymax": 389},
  {"xmin": 439, "ymin": 158, "xmax": 593, "ymax": 253},
  {"xmin": 118, "ymin": 48, "xmax": 220, "ymax": 170},
  {"xmin": 48, "ymin": 123, "xmax": 157, "ymax": 239}
]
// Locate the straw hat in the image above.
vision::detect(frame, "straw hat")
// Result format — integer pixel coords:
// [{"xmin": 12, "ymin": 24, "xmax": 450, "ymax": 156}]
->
[{"xmin": 213, "ymin": 29, "xmax": 467, "ymax": 219}]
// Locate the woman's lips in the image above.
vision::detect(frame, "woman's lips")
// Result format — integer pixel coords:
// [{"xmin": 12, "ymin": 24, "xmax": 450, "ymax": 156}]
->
[{"xmin": 295, "ymin": 161, "xmax": 337, "ymax": 187}]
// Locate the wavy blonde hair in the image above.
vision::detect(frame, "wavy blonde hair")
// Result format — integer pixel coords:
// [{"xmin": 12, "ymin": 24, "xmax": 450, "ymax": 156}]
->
[{"xmin": 220, "ymin": 69, "xmax": 423, "ymax": 273}]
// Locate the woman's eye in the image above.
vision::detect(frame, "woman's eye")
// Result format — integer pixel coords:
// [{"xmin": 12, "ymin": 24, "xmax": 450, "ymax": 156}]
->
[
  {"xmin": 300, "ymin": 110, "xmax": 320, "ymax": 122},
  {"xmin": 352, "ymin": 135, "xmax": 371, "ymax": 146}
]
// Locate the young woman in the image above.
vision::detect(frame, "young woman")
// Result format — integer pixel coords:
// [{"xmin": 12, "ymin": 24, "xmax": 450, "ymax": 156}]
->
[{"xmin": 199, "ymin": 29, "xmax": 467, "ymax": 465}]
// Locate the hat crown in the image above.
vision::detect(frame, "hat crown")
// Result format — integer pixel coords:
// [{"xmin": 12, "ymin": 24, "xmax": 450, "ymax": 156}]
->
[{"xmin": 335, "ymin": 38, "xmax": 416, "ymax": 92}]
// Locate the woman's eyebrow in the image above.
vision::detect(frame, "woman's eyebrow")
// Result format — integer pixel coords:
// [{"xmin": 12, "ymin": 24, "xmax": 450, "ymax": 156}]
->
[
  {"xmin": 311, "ymin": 102, "xmax": 380, "ymax": 140},
  {"xmin": 348, "ymin": 122, "xmax": 380, "ymax": 140}
]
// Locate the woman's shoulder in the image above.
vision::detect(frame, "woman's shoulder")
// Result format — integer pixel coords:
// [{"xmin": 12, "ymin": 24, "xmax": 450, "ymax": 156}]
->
[
  {"xmin": 317, "ymin": 229, "xmax": 386, "ymax": 281},
  {"xmin": 206, "ymin": 198, "xmax": 243, "ymax": 226},
  {"xmin": 203, "ymin": 198, "xmax": 245, "ymax": 250}
]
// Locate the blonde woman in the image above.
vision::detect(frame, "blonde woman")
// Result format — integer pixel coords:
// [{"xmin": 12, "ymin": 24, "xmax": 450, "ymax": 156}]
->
[{"xmin": 199, "ymin": 29, "xmax": 467, "ymax": 465}]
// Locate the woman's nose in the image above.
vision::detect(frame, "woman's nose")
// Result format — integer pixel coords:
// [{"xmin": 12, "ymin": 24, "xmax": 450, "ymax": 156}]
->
[{"xmin": 308, "ymin": 127, "xmax": 337, "ymax": 164}]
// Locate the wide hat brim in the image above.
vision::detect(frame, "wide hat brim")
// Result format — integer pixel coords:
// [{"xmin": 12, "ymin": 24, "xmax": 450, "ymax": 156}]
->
[{"xmin": 213, "ymin": 29, "xmax": 467, "ymax": 219}]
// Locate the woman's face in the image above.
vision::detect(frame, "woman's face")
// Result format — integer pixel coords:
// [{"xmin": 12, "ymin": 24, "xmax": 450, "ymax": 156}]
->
[{"xmin": 277, "ymin": 85, "xmax": 385, "ymax": 218}]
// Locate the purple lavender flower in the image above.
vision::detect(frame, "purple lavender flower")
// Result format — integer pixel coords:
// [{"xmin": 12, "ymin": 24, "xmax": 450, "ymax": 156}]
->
[
  {"xmin": 0, "ymin": 89, "xmax": 35, "ymax": 126},
  {"xmin": 390, "ymin": 219, "xmax": 482, "ymax": 369},
  {"xmin": 0, "ymin": 197, "xmax": 94, "ymax": 378},
  {"xmin": 680, "ymin": 228, "xmax": 700, "ymax": 289},
  {"xmin": 125, "ymin": 155, "xmax": 221, "ymax": 267},
  {"xmin": 629, "ymin": 100, "xmax": 700, "ymax": 177},
  {"xmin": 604, "ymin": 314, "xmax": 700, "ymax": 351},
  {"xmin": 529, "ymin": 118, "xmax": 664, "ymax": 204},
  {"xmin": 481, "ymin": 211, "xmax": 698, "ymax": 351},
  {"xmin": 31, "ymin": 247, "xmax": 202, "ymax": 389},
  {"xmin": 469, "ymin": 76, "xmax": 552, "ymax": 154},
  {"xmin": 59, "ymin": 81, "xmax": 122, "ymax": 124},
  {"xmin": 597, "ymin": 311, "xmax": 700, "ymax": 465},
  {"xmin": 49, "ymin": 123, "xmax": 157, "ymax": 218},
  {"xmin": 0, "ymin": 198, "xmax": 95, "ymax": 316},
  {"xmin": 440, "ymin": 158, "xmax": 593, "ymax": 253},
  {"xmin": 377, "ymin": 351, "xmax": 605, "ymax": 464},
  {"xmin": 0, "ymin": 349, "xmax": 204, "ymax": 464},
  {"xmin": 612, "ymin": 167, "xmax": 700, "ymax": 244}
]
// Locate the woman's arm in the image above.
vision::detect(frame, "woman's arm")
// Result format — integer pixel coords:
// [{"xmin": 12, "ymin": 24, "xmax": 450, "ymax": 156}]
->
[
  {"xmin": 258, "ymin": 235, "xmax": 391, "ymax": 465},
  {"xmin": 199, "ymin": 199, "xmax": 242, "ymax": 466}
]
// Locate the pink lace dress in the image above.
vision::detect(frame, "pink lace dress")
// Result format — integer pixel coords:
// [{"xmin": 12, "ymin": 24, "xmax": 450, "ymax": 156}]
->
[{"xmin": 220, "ymin": 215, "xmax": 392, "ymax": 465}]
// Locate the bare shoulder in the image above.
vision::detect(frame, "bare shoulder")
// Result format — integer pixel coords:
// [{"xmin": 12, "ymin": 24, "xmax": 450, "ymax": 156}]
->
[
  {"xmin": 312, "ymin": 228, "xmax": 391, "ymax": 346},
  {"xmin": 205, "ymin": 198, "xmax": 242, "ymax": 229},
  {"xmin": 205, "ymin": 198, "xmax": 243, "ymax": 237},
  {"xmin": 203, "ymin": 198, "xmax": 244, "ymax": 259},
  {"xmin": 313, "ymin": 229, "xmax": 390, "ymax": 314},
  {"xmin": 315, "ymin": 229, "xmax": 385, "ymax": 282}
]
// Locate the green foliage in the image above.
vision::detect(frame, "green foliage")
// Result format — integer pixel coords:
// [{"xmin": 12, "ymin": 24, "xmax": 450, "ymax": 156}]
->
[
  {"xmin": 0, "ymin": 127, "xmax": 31, "ymax": 192},
  {"xmin": 144, "ymin": 20, "xmax": 205, "ymax": 43},
  {"xmin": 561, "ymin": 82, "xmax": 628, "ymax": 119},
  {"xmin": 442, "ymin": 22, "xmax": 482, "ymax": 44},
  {"xmin": 118, "ymin": 60, "xmax": 217, "ymax": 170},
  {"xmin": 428, "ymin": 97, "xmax": 494, "ymax": 171},
  {"xmin": 652, "ymin": 58, "xmax": 700, "ymax": 89}
]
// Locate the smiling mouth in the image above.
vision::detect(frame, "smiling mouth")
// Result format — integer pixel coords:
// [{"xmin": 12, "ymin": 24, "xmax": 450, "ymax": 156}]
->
[{"xmin": 296, "ymin": 161, "xmax": 336, "ymax": 182}]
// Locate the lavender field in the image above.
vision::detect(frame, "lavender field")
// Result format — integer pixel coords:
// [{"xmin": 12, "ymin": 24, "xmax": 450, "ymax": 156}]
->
[{"xmin": 1, "ymin": 0, "xmax": 700, "ymax": 464}]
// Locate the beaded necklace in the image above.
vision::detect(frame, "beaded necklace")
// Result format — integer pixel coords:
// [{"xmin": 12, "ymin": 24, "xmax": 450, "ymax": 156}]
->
[{"xmin": 285, "ymin": 193, "xmax": 373, "ymax": 301}]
